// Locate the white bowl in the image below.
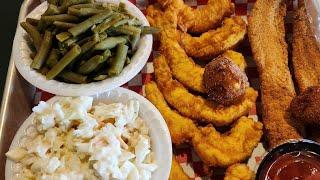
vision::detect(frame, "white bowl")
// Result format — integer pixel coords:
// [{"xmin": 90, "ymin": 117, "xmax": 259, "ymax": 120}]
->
[
  {"xmin": 5, "ymin": 87, "xmax": 172, "ymax": 180},
  {"xmin": 13, "ymin": 0, "xmax": 153, "ymax": 96}
]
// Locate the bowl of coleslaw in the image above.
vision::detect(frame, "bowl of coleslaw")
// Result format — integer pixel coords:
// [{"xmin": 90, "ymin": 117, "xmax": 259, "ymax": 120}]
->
[{"xmin": 5, "ymin": 88, "xmax": 172, "ymax": 180}]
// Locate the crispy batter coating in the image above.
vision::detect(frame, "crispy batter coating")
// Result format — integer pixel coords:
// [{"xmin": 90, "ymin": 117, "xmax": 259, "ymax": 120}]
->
[
  {"xmin": 179, "ymin": 17, "xmax": 247, "ymax": 60},
  {"xmin": 224, "ymin": 164, "xmax": 254, "ymax": 180},
  {"xmin": 204, "ymin": 57, "xmax": 249, "ymax": 106},
  {"xmin": 145, "ymin": 82, "xmax": 263, "ymax": 167},
  {"xmin": 158, "ymin": 0, "xmax": 234, "ymax": 33},
  {"xmin": 169, "ymin": 157, "xmax": 190, "ymax": 180},
  {"xmin": 248, "ymin": 0, "xmax": 302, "ymax": 148},
  {"xmin": 290, "ymin": 86, "xmax": 320, "ymax": 126},
  {"xmin": 292, "ymin": 6, "xmax": 320, "ymax": 93},
  {"xmin": 146, "ymin": 5, "xmax": 246, "ymax": 60},
  {"xmin": 153, "ymin": 55, "xmax": 257, "ymax": 126}
]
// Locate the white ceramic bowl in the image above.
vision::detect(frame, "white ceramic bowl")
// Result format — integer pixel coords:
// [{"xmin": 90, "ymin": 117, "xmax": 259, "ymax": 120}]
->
[
  {"xmin": 13, "ymin": 0, "xmax": 153, "ymax": 96},
  {"xmin": 5, "ymin": 87, "xmax": 172, "ymax": 180}
]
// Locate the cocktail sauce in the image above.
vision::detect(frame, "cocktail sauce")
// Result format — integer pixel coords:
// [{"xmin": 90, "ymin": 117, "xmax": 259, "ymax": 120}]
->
[{"xmin": 261, "ymin": 151, "xmax": 320, "ymax": 180}]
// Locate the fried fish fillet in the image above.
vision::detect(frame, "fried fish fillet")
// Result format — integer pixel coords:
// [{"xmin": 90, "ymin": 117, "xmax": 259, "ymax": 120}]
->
[
  {"xmin": 161, "ymin": 34, "xmax": 246, "ymax": 93},
  {"xmin": 248, "ymin": 0, "xmax": 302, "ymax": 147},
  {"xmin": 158, "ymin": 0, "xmax": 234, "ymax": 33},
  {"xmin": 179, "ymin": 17, "xmax": 247, "ymax": 60},
  {"xmin": 224, "ymin": 164, "xmax": 254, "ymax": 180},
  {"xmin": 169, "ymin": 157, "xmax": 190, "ymax": 180},
  {"xmin": 145, "ymin": 82, "xmax": 263, "ymax": 167},
  {"xmin": 146, "ymin": 5, "xmax": 246, "ymax": 60},
  {"xmin": 292, "ymin": 6, "xmax": 320, "ymax": 93},
  {"xmin": 153, "ymin": 54, "xmax": 257, "ymax": 126}
]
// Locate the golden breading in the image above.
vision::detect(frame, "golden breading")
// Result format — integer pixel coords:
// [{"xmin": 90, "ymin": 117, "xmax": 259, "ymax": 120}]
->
[
  {"xmin": 158, "ymin": 0, "xmax": 234, "ymax": 33},
  {"xmin": 178, "ymin": 17, "xmax": 247, "ymax": 60},
  {"xmin": 145, "ymin": 82, "xmax": 263, "ymax": 167},
  {"xmin": 248, "ymin": 0, "xmax": 302, "ymax": 148},
  {"xmin": 292, "ymin": 6, "xmax": 320, "ymax": 93},
  {"xmin": 153, "ymin": 55, "xmax": 257, "ymax": 126},
  {"xmin": 224, "ymin": 164, "xmax": 254, "ymax": 180}
]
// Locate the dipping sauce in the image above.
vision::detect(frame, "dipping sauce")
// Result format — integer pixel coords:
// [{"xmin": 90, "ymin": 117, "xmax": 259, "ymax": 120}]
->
[{"xmin": 261, "ymin": 151, "xmax": 320, "ymax": 180}]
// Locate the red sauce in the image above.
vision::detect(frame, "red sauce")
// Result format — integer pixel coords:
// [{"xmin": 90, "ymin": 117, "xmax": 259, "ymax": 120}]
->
[{"xmin": 262, "ymin": 151, "xmax": 320, "ymax": 180}]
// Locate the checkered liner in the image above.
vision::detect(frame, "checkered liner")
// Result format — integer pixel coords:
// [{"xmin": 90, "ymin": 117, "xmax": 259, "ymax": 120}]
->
[{"xmin": 34, "ymin": 0, "xmax": 299, "ymax": 179}]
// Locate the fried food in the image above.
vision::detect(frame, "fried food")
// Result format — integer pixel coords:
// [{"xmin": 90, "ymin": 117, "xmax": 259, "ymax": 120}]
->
[
  {"xmin": 224, "ymin": 164, "xmax": 254, "ymax": 180},
  {"xmin": 145, "ymin": 81, "xmax": 263, "ymax": 167},
  {"xmin": 158, "ymin": 0, "xmax": 234, "ymax": 33},
  {"xmin": 292, "ymin": 6, "xmax": 320, "ymax": 93},
  {"xmin": 154, "ymin": 55, "xmax": 257, "ymax": 126},
  {"xmin": 179, "ymin": 17, "xmax": 247, "ymax": 60},
  {"xmin": 169, "ymin": 157, "xmax": 190, "ymax": 180},
  {"xmin": 204, "ymin": 56, "xmax": 249, "ymax": 106},
  {"xmin": 147, "ymin": 6, "xmax": 247, "ymax": 60},
  {"xmin": 248, "ymin": 0, "xmax": 302, "ymax": 147},
  {"xmin": 290, "ymin": 86, "xmax": 320, "ymax": 126}
]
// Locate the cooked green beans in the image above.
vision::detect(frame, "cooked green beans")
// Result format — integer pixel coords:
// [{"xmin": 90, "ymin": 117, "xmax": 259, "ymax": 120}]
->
[
  {"xmin": 20, "ymin": 22, "xmax": 42, "ymax": 51},
  {"xmin": 46, "ymin": 45, "xmax": 81, "ymax": 79},
  {"xmin": 108, "ymin": 44, "xmax": 128, "ymax": 76},
  {"xmin": 22, "ymin": 0, "xmax": 158, "ymax": 83},
  {"xmin": 141, "ymin": 26, "xmax": 160, "ymax": 35},
  {"xmin": 94, "ymin": 37, "xmax": 127, "ymax": 50},
  {"xmin": 31, "ymin": 30, "xmax": 53, "ymax": 70},
  {"xmin": 59, "ymin": 71, "xmax": 87, "ymax": 83},
  {"xmin": 68, "ymin": 10, "xmax": 112, "ymax": 37}
]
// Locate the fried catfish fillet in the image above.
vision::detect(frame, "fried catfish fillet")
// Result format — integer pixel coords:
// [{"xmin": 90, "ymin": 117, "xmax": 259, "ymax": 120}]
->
[
  {"xmin": 153, "ymin": 55, "xmax": 257, "ymax": 126},
  {"xmin": 248, "ymin": 0, "xmax": 302, "ymax": 147},
  {"xmin": 158, "ymin": 0, "xmax": 234, "ymax": 33},
  {"xmin": 169, "ymin": 157, "xmax": 190, "ymax": 180},
  {"xmin": 146, "ymin": 6, "xmax": 246, "ymax": 60},
  {"xmin": 179, "ymin": 17, "xmax": 247, "ymax": 60},
  {"xmin": 161, "ymin": 34, "xmax": 246, "ymax": 93},
  {"xmin": 292, "ymin": 5, "xmax": 320, "ymax": 93},
  {"xmin": 224, "ymin": 164, "xmax": 254, "ymax": 180},
  {"xmin": 145, "ymin": 82, "xmax": 263, "ymax": 167}
]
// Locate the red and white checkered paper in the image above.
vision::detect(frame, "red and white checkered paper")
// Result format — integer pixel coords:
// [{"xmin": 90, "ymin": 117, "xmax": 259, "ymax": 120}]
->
[{"xmin": 34, "ymin": 0, "xmax": 299, "ymax": 179}]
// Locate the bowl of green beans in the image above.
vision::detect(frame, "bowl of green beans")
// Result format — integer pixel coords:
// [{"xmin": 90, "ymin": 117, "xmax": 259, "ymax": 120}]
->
[{"xmin": 13, "ymin": 0, "xmax": 157, "ymax": 96}]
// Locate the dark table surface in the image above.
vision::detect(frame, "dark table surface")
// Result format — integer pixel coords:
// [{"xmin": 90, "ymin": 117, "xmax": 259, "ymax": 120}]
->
[{"xmin": 0, "ymin": 1, "xmax": 22, "ymax": 100}]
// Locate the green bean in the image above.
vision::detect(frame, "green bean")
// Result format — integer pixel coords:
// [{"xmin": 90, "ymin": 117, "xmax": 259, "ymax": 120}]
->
[
  {"xmin": 94, "ymin": 37, "xmax": 127, "ymax": 50},
  {"xmin": 44, "ymin": 4, "xmax": 61, "ymax": 15},
  {"xmin": 93, "ymin": 14, "xmax": 122, "ymax": 33},
  {"xmin": 102, "ymin": 49, "xmax": 111, "ymax": 60},
  {"xmin": 118, "ymin": 2, "xmax": 126, "ymax": 12},
  {"xmin": 77, "ymin": 55, "xmax": 106, "ymax": 74},
  {"xmin": 63, "ymin": 36, "xmax": 79, "ymax": 47},
  {"xmin": 46, "ymin": 45, "xmax": 81, "ymax": 79},
  {"xmin": 68, "ymin": 7, "xmax": 105, "ymax": 17},
  {"xmin": 59, "ymin": 71, "xmax": 87, "ymax": 83},
  {"xmin": 113, "ymin": 25, "xmax": 141, "ymax": 35},
  {"xmin": 93, "ymin": 75, "xmax": 108, "ymax": 81},
  {"xmin": 42, "ymin": 14, "xmax": 79, "ymax": 24},
  {"xmin": 70, "ymin": 3, "xmax": 103, "ymax": 9},
  {"xmin": 129, "ymin": 33, "xmax": 140, "ymax": 50},
  {"xmin": 31, "ymin": 31, "xmax": 53, "ymax": 70},
  {"xmin": 46, "ymin": 48, "xmax": 59, "ymax": 68},
  {"xmin": 113, "ymin": 18, "xmax": 129, "ymax": 27},
  {"xmin": 108, "ymin": 44, "xmax": 128, "ymax": 76},
  {"xmin": 59, "ymin": 0, "xmax": 94, "ymax": 13},
  {"xmin": 53, "ymin": 21, "xmax": 76, "ymax": 29},
  {"xmin": 81, "ymin": 38, "xmax": 98, "ymax": 55},
  {"xmin": 140, "ymin": 26, "xmax": 160, "ymax": 35},
  {"xmin": 56, "ymin": 32, "xmax": 72, "ymax": 42},
  {"xmin": 76, "ymin": 36, "xmax": 91, "ymax": 45},
  {"xmin": 47, "ymin": 0, "xmax": 59, "ymax": 5},
  {"xmin": 68, "ymin": 10, "xmax": 112, "ymax": 37},
  {"xmin": 20, "ymin": 22, "xmax": 42, "ymax": 51},
  {"xmin": 26, "ymin": 18, "xmax": 40, "ymax": 26}
]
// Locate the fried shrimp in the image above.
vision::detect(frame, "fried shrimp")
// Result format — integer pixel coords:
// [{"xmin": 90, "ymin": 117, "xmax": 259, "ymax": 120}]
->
[
  {"xmin": 158, "ymin": 0, "xmax": 235, "ymax": 33},
  {"xmin": 145, "ymin": 82, "xmax": 263, "ymax": 167},
  {"xmin": 153, "ymin": 55, "xmax": 257, "ymax": 126},
  {"xmin": 179, "ymin": 17, "xmax": 247, "ymax": 60},
  {"xmin": 224, "ymin": 164, "xmax": 254, "ymax": 180}
]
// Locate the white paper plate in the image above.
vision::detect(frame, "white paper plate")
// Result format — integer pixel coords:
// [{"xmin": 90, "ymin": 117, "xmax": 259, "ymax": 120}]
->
[
  {"xmin": 5, "ymin": 87, "xmax": 172, "ymax": 180},
  {"xmin": 13, "ymin": 0, "xmax": 153, "ymax": 96}
]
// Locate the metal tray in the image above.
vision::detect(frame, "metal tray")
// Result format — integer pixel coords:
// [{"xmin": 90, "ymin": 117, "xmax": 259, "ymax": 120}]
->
[{"xmin": 0, "ymin": 0, "xmax": 41, "ymax": 179}]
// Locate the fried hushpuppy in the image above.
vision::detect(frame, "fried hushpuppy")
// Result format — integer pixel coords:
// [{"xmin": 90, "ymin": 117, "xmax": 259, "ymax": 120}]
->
[{"xmin": 204, "ymin": 56, "xmax": 249, "ymax": 106}]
